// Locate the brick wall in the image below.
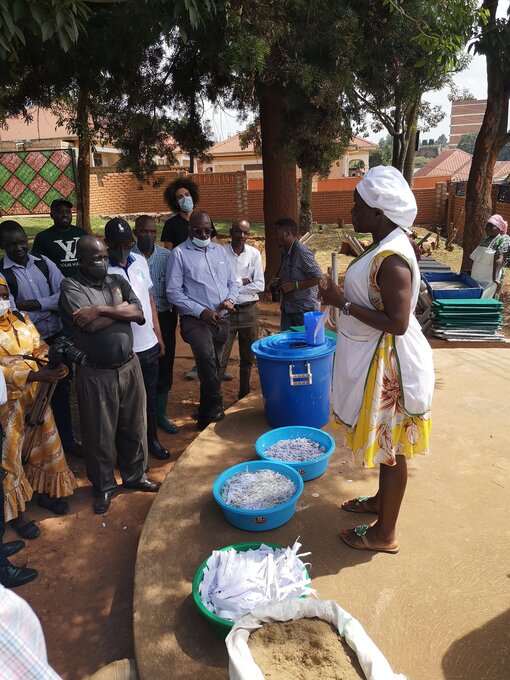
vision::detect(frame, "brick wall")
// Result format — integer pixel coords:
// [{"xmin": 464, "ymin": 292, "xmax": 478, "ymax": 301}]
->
[
  {"xmin": 87, "ymin": 167, "xmax": 446, "ymax": 228},
  {"xmin": 446, "ymin": 182, "xmax": 510, "ymax": 242},
  {"xmin": 89, "ymin": 168, "xmax": 248, "ymax": 221}
]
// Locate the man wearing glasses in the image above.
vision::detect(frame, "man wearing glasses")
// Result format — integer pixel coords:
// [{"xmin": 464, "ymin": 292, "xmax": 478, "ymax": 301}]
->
[{"xmin": 166, "ymin": 211, "xmax": 238, "ymax": 430}]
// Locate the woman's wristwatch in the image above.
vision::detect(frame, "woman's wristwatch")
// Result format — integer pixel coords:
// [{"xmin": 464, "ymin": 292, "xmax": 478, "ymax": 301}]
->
[{"xmin": 342, "ymin": 301, "xmax": 352, "ymax": 316}]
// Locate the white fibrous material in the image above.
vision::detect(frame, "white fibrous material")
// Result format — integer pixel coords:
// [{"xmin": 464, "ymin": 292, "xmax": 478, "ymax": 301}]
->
[
  {"xmin": 220, "ymin": 470, "xmax": 297, "ymax": 510},
  {"xmin": 263, "ymin": 437, "xmax": 326, "ymax": 462},
  {"xmin": 199, "ymin": 539, "xmax": 315, "ymax": 620}
]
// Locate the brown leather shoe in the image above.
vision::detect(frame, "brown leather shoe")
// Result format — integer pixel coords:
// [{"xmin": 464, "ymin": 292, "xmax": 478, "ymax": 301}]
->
[
  {"xmin": 94, "ymin": 491, "xmax": 114, "ymax": 514},
  {"xmin": 123, "ymin": 478, "xmax": 161, "ymax": 492}
]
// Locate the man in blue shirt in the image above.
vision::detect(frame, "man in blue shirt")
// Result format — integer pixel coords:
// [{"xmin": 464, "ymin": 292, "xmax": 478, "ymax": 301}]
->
[
  {"xmin": 166, "ymin": 211, "xmax": 238, "ymax": 430},
  {"xmin": 0, "ymin": 221, "xmax": 82, "ymax": 459},
  {"xmin": 133, "ymin": 215, "xmax": 178, "ymax": 435}
]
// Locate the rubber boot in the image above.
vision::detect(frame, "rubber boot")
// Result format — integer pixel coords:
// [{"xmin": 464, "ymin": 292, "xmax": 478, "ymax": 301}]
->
[
  {"xmin": 156, "ymin": 393, "xmax": 179, "ymax": 434},
  {"xmin": 147, "ymin": 416, "xmax": 170, "ymax": 460}
]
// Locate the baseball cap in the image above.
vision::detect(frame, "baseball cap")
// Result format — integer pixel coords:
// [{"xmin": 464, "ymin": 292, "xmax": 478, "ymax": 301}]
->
[
  {"xmin": 50, "ymin": 198, "xmax": 73, "ymax": 210},
  {"xmin": 104, "ymin": 218, "xmax": 134, "ymax": 244}
]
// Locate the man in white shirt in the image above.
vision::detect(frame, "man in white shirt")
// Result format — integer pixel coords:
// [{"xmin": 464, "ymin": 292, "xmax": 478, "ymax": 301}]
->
[
  {"xmin": 105, "ymin": 219, "xmax": 169, "ymax": 461},
  {"xmin": 220, "ymin": 220, "xmax": 264, "ymax": 399}
]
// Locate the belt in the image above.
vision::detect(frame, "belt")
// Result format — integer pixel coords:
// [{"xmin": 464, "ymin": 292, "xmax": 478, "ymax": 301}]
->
[
  {"xmin": 235, "ymin": 301, "xmax": 257, "ymax": 309},
  {"xmin": 84, "ymin": 352, "xmax": 134, "ymax": 370}
]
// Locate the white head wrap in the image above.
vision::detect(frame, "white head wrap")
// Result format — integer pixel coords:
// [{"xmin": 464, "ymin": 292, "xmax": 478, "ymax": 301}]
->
[{"xmin": 356, "ymin": 166, "xmax": 417, "ymax": 230}]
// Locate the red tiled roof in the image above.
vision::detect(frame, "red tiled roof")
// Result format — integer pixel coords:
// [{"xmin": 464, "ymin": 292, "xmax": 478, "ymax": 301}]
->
[
  {"xmin": 0, "ymin": 108, "xmax": 72, "ymax": 142},
  {"xmin": 417, "ymin": 148, "xmax": 510, "ymax": 182},
  {"xmin": 415, "ymin": 148, "xmax": 473, "ymax": 178}
]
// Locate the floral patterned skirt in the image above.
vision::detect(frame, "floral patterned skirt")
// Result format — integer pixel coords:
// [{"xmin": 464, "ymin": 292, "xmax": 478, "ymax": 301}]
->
[{"xmin": 333, "ymin": 333, "xmax": 431, "ymax": 468}]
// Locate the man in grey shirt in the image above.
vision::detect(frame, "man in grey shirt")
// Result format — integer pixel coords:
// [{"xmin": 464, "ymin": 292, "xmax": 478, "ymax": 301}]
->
[
  {"xmin": 166, "ymin": 211, "xmax": 238, "ymax": 430},
  {"xmin": 59, "ymin": 236, "xmax": 160, "ymax": 514}
]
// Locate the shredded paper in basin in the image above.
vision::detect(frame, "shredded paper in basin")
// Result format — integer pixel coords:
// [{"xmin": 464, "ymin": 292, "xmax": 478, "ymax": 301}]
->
[
  {"xmin": 220, "ymin": 470, "xmax": 297, "ymax": 510},
  {"xmin": 263, "ymin": 437, "xmax": 326, "ymax": 462},
  {"xmin": 199, "ymin": 539, "xmax": 314, "ymax": 620}
]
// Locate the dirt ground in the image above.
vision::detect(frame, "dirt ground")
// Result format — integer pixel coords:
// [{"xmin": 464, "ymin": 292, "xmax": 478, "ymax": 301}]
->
[{"xmin": 5, "ymin": 301, "xmax": 282, "ymax": 679}]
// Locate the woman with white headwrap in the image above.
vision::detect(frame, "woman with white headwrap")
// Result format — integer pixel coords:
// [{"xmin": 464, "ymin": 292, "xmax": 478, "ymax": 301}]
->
[
  {"xmin": 469, "ymin": 213, "xmax": 509, "ymax": 299},
  {"xmin": 319, "ymin": 166, "xmax": 434, "ymax": 554}
]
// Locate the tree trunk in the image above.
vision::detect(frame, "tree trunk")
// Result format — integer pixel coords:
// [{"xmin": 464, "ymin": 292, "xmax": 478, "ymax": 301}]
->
[
  {"xmin": 402, "ymin": 98, "xmax": 420, "ymax": 186},
  {"xmin": 462, "ymin": 3, "xmax": 510, "ymax": 270},
  {"xmin": 76, "ymin": 86, "xmax": 92, "ymax": 233},
  {"xmin": 189, "ymin": 153, "xmax": 195, "ymax": 173},
  {"xmin": 258, "ymin": 82, "xmax": 298, "ymax": 282},
  {"xmin": 299, "ymin": 166, "xmax": 313, "ymax": 236}
]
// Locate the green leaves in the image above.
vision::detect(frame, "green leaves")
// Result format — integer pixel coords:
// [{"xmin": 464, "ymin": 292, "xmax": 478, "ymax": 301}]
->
[{"xmin": 0, "ymin": 0, "xmax": 90, "ymax": 58}]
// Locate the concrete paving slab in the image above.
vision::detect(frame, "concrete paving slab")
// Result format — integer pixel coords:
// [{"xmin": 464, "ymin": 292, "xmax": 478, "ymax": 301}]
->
[{"xmin": 134, "ymin": 348, "xmax": 510, "ymax": 680}]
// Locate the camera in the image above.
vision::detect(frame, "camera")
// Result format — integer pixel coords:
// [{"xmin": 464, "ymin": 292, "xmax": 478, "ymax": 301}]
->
[
  {"xmin": 47, "ymin": 336, "xmax": 87, "ymax": 369},
  {"xmin": 269, "ymin": 278, "xmax": 282, "ymax": 303}
]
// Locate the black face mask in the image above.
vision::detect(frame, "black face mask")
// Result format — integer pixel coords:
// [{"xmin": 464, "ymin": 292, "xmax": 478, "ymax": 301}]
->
[
  {"xmin": 109, "ymin": 247, "xmax": 132, "ymax": 263},
  {"xmin": 88, "ymin": 261, "xmax": 108, "ymax": 280},
  {"xmin": 137, "ymin": 235, "xmax": 156, "ymax": 253}
]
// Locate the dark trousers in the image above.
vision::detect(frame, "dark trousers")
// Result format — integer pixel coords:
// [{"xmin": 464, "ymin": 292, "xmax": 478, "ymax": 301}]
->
[
  {"xmin": 45, "ymin": 335, "xmax": 75, "ymax": 449},
  {"xmin": 137, "ymin": 343, "xmax": 160, "ymax": 420},
  {"xmin": 220, "ymin": 303, "xmax": 259, "ymax": 399},
  {"xmin": 280, "ymin": 311, "xmax": 306, "ymax": 331},
  {"xmin": 50, "ymin": 371, "xmax": 74, "ymax": 449},
  {"xmin": 180, "ymin": 315, "xmax": 229, "ymax": 416},
  {"xmin": 76, "ymin": 355, "xmax": 147, "ymax": 494},
  {"xmin": 157, "ymin": 309, "xmax": 177, "ymax": 395}
]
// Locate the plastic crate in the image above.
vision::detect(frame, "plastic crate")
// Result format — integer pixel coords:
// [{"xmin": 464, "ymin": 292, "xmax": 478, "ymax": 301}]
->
[{"xmin": 422, "ymin": 272, "xmax": 482, "ymax": 300}]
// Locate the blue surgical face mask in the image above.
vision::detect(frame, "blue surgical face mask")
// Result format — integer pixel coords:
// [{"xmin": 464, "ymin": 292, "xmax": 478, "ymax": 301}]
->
[
  {"xmin": 192, "ymin": 236, "xmax": 211, "ymax": 248},
  {"xmin": 178, "ymin": 195, "xmax": 194, "ymax": 213}
]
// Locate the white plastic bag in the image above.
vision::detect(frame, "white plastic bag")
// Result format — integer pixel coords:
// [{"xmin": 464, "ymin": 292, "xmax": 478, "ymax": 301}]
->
[{"xmin": 226, "ymin": 599, "xmax": 406, "ymax": 680}]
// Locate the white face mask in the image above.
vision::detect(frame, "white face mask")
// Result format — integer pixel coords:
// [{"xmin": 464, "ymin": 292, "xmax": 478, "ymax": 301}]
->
[
  {"xmin": 192, "ymin": 236, "xmax": 211, "ymax": 248},
  {"xmin": 0, "ymin": 299, "xmax": 10, "ymax": 316}
]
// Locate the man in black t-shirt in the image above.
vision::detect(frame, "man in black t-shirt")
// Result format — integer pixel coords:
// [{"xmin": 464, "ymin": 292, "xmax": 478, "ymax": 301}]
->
[
  {"xmin": 161, "ymin": 177, "xmax": 217, "ymax": 249},
  {"xmin": 31, "ymin": 199, "xmax": 87, "ymax": 279}
]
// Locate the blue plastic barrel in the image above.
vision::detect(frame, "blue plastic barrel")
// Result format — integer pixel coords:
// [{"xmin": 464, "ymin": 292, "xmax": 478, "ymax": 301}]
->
[{"xmin": 252, "ymin": 332, "xmax": 336, "ymax": 428}]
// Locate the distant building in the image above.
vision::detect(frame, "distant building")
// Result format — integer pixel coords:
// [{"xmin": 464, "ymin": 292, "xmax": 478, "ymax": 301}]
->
[
  {"xmin": 0, "ymin": 107, "xmax": 191, "ymax": 169},
  {"xmin": 449, "ymin": 99, "xmax": 487, "ymax": 146},
  {"xmin": 201, "ymin": 133, "xmax": 377, "ymax": 179},
  {"xmin": 416, "ymin": 148, "xmax": 510, "ymax": 183}
]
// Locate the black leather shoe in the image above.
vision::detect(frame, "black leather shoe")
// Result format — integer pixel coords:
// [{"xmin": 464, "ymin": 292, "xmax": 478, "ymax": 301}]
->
[
  {"xmin": 150, "ymin": 443, "xmax": 170, "ymax": 460},
  {"xmin": 3, "ymin": 541, "xmax": 25, "ymax": 558},
  {"xmin": 147, "ymin": 417, "xmax": 170, "ymax": 460},
  {"xmin": 197, "ymin": 406, "xmax": 225, "ymax": 431},
  {"xmin": 0, "ymin": 563, "xmax": 38, "ymax": 588},
  {"xmin": 94, "ymin": 491, "xmax": 115, "ymax": 514},
  {"xmin": 123, "ymin": 478, "xmax": 161, "ymax": 492}
]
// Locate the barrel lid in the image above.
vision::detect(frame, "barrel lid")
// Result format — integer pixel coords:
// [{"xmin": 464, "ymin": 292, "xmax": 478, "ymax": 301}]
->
[{"xmin": 252, "ymin": 332, "xmax": 336, "ymax": 360}]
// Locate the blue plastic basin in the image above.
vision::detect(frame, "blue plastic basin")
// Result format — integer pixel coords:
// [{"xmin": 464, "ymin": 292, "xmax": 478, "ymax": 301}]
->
[
  {"xmin": 252, "ymin": 332, "xmax": 336, "ymax": 428},
  {"xmin": 213, "ymin": 460, "xmax": 304, "ymax": 531},
  {"xmin": 255, "ymin": 426, "xmax": 336, "ymax": 481}
]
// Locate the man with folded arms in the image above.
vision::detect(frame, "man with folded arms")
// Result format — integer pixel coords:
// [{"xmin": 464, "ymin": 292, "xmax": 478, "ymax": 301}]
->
[{"xmin": 59, "ymin": 236, "xmax": 160, "ymax": 514}]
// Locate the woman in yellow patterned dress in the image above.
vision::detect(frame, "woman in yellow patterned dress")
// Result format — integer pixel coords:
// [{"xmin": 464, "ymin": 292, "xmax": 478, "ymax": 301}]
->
[
  {"xmin": 0, "ymin": 276, "xmax": 76, "ymax": 539},
  {"xmin": 319, "ymin": 166, "xmax": 434, "ymax": 554}
]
